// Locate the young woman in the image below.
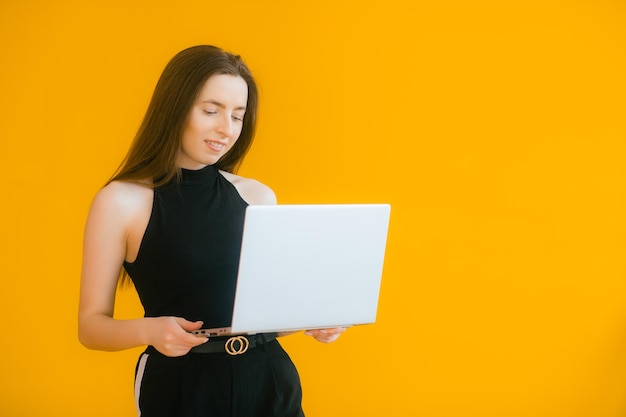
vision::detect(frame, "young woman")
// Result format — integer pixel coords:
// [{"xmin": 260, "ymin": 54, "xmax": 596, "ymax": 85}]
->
[{"xmin": 78, "ymin": 45, "xmax": 344, "ymax": 417}]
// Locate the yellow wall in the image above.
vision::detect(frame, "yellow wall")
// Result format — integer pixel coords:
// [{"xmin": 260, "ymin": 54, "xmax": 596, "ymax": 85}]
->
[{"xmin": 1, "ymin": 1, "xmax": 626, "ymax": 415}]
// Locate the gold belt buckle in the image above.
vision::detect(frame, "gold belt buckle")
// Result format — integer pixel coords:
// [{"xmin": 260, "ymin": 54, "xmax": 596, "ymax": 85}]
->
[{"xmin": 225, "ymin": 336, "xmax": 249, "ymax": 355}]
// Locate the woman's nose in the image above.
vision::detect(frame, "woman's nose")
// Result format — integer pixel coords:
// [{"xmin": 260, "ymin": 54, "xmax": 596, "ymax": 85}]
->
[{"xmin": 216, "ymin": 114, "xmax": 234, "ymax": 137}]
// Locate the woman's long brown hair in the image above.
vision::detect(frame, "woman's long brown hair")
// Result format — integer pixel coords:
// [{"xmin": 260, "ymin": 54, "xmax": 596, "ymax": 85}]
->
[{"xmin": 109, "ymin": 45, "xmax": 259, "ymax": 187}]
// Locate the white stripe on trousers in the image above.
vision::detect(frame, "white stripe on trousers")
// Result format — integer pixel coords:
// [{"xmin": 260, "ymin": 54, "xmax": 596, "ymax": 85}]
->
[{"xmin": 134, "ymin": 353, "xmax": 150, "ymax": 417}]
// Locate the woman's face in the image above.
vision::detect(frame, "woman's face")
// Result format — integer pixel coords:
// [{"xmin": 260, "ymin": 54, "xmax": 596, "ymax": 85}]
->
[{"xmin": 177, "ymin": 74, "xmax": 248, "ymax": 170}]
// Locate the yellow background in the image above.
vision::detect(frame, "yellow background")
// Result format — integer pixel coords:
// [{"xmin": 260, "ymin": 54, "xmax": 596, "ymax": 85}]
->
[{"xmin": 1, "ymin": 1, "xmax": 626, "ymax": 416}]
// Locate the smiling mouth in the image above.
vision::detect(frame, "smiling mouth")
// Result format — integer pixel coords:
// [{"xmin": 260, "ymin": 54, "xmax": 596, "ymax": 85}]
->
[{"xmin": 205, "ymin": 140, "xmax": 225, "ymax": 151}]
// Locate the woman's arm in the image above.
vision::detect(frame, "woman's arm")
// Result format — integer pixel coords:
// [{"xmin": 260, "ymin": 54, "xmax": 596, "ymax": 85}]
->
[{"xmin": 78, "ymin": 182, "xmax": 207, "ymax": 356}]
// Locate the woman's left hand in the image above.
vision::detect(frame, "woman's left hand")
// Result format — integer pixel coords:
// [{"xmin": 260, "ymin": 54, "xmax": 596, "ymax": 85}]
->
[{"xmin": 304, "ymin": 327, "xmax": 346, "ymax": 343}]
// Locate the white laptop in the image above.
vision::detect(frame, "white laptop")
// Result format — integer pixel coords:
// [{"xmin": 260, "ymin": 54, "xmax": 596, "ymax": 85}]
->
[{"xmin": 194, "ymin": 204, "xmax": 390, "ymax": 336}]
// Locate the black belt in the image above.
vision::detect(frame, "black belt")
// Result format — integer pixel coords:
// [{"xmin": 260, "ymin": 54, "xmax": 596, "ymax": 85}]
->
[{"xmin": 191, "ymin": 333, "xmax": 278, "ymax": 355}]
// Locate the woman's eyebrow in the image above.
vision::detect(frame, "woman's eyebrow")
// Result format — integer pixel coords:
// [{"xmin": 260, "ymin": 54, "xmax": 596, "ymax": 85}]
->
[{"xmin": 201, "ymin": 99, "xmax": 246, "ymax": 111}]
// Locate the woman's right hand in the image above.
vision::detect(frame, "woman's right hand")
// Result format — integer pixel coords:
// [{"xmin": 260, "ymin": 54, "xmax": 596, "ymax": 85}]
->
[{"xmin": 145, "ymin": 317, "xmax": 209, "ymax": 357}]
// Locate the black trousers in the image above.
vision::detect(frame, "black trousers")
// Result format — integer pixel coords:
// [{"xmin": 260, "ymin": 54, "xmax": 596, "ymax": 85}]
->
[{"xmin": 134, "ymin": 339, "xmax": 304, "ymax": 417}]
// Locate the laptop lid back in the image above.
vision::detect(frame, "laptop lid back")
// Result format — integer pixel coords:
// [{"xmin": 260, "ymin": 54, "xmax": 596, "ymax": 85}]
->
[{"xmin": 230, "ymin": 204, "xmax": 390, "ymax": 334}]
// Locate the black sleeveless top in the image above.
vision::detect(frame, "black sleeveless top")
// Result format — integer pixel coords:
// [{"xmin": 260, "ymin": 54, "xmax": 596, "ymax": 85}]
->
[{"xmin": 124, "ymin": 164, "xmax": 248, "ymax": 328}]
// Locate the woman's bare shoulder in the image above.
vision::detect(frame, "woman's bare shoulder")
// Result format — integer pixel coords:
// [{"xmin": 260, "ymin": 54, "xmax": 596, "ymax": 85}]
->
[
  {"xmin": 90, "ymin": 181, "xmax": 153, "ymax": 218},
  {"xmin": 219, "ymin": 171, "xmax": 277, "ymax": 205}
]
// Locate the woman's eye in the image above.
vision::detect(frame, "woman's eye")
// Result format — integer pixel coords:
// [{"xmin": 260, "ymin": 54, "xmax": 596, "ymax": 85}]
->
[
  {"xmin": 204, "ymin": 110, "xmax": 217, "ymax": 115},
  {"xmin": 232, "ymin": 115, "xmax": 244, "ymax": 122}
]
